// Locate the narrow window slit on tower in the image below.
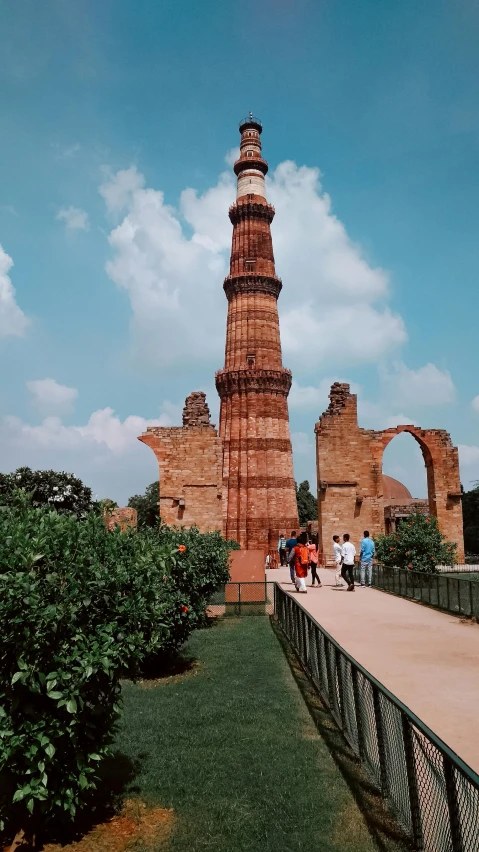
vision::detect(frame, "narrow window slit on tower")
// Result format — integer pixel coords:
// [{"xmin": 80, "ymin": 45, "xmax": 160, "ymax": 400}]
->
[
  {"xmin": 247, "ymin": 353, "xmax": 256, "ymax": 368},
  {"xmin": 244, "ymin": 258, "xmax": 256, "ymax": 272}
]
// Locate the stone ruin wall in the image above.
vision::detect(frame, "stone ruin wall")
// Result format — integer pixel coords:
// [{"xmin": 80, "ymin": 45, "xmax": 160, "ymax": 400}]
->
[
  {"xmin": 138, "ymin": 392, "xmax": 224, "ymax": 534},
  {"xmin": 315, "ymin": 383, "xmax": 464, "ymax": 561},
  {"xmin": 104, "ymin": 506, "xmax": 138, "ymax": 532}
]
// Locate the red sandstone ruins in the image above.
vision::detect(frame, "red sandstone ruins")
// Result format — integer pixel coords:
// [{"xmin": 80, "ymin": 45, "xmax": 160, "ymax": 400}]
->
[
  {"xmin": 138, "ymin": 117, "xmax": 464, "ymax": 560},
  {"xmin": 315, "ymin": 383, "xmax": 464, "ymax": 561}
]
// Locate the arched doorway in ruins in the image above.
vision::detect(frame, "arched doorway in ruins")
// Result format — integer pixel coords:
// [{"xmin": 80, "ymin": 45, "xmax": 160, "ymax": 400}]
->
[
  {"xmin": 370, "ymin": 425, "xmax": 462, "ymax": 556},
  {"xmin": 378, "ymin": 428, "xmax": 434, "ymax": 534}
]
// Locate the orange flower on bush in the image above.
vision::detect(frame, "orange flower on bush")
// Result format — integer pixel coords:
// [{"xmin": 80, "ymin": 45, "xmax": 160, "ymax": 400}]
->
[
  {"xmin": 408, "ymin": 563, "xmax": 412, "ymax": 568},
  {"xmin": 182, "ymin": 605, "xmax": 188, "ymax": 613},
  {"xmin": 178, "ymin": 544, "xmax": 186, "ymax": 553}
]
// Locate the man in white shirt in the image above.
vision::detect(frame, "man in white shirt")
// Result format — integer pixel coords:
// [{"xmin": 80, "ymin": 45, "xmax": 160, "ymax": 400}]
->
[
  {"xmin": 341, "ymin": 533, "xmax": 356, "ymax": 592},
  {"xmin": 333, "ymin": 535, "xmax": 343, "ymax": 586}
]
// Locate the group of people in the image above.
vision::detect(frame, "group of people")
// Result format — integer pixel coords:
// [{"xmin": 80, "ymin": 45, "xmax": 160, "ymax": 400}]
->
[
  {"xmin": 277, "ymin": 529, "xmax": 375, "ymax": 594},
  {"xmin": 277, "ymin": 531, "xmax": 321, "ymax": 594}
]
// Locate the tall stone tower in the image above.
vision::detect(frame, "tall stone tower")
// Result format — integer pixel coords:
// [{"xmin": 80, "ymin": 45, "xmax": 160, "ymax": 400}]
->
[{"xmin": 215, "ymin": 115, "xmax": 298, "ymax": 550}]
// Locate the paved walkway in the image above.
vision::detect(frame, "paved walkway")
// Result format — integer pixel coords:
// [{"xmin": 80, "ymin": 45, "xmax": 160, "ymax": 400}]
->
[{"xmin": 267, "ymin": 565, "xmax": 479, "ymax": 773}]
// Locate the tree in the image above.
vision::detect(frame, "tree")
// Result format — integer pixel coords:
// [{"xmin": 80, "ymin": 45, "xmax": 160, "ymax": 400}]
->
[
  {"xmin": 462, "ymin": 483, "xmax": 479, "ymax": 556},
  {"xmin": 128, "ymin": 480, "xmax": 160, "ymax": 529},
  {"xmin": 0, "ymin": 467, "xmax": 92, "ymax": 516},
  {"xmin": 296, "ymin": 480, "xmax": 318, "ymax": 527},
  {"xmin": 375, "ymin": 511, "xmax": 457, "ymax": 573}
]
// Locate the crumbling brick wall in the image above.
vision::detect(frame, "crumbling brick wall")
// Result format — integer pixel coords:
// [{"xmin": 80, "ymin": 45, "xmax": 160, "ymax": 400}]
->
[
  {"xmin": 138, "ymin": 392, "xmax": 224, "ymax": 534},
  {"xmin": 315, "ymin": 383, "xmax": 464, "ymax": 561},
  {"xmin": 104, "ymin": 506, "xmax": 137, "ymax": 532}
]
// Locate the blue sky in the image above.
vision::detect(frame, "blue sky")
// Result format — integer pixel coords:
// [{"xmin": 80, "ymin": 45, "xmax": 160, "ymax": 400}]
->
[{"xmin": 1, "ymin": 0, "xmax": 478, "ymax": 504}]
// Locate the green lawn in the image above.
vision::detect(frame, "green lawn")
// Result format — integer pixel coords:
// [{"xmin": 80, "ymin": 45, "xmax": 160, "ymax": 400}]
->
[{"xmin": 115, "ymin": 618, "xmax": 399, "ymax": 852}]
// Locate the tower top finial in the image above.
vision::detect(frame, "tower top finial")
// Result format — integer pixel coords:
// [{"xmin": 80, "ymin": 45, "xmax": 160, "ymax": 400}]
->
[{"xmin": 249, "ymin": 110, "xmax": 253, "ymax": 120}]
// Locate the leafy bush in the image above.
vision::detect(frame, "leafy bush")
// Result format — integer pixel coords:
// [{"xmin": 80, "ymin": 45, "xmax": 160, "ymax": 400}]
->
[
  {"xmin": 0, "ymin": 467, "xmax": 92, "ymax": 516},
  {"xmin": 0, "ymin": 501, "xmax": 232, "ymax": 837},
  {"xmin": 375, "ymin": 511, "xmax": 457, "ymax": 573}
]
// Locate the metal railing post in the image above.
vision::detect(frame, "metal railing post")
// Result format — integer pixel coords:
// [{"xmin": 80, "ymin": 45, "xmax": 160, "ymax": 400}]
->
[
  {"xmin": 351, "ymin": 666, "xmax": 365, "ymax": 760},
  {"xmin": 402, "ymin": 714, "xmax": 424, "ymax": 850},
  {"xmin": 444, "ymin": 758, "xmax": 464, "ymax": 852},
  {"xmin": 372, "ymin": 685, "xmax": 389, "ymax": 797},
  {"xmin": 335, "ymin": 646, "xmax": 346, "ymax": 728}
]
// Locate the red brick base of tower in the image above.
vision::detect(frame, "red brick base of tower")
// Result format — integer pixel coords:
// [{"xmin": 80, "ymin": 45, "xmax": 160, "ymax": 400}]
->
[{"xmin": 217, "ymin": 378, "xmax": 299, "ymax": 550}]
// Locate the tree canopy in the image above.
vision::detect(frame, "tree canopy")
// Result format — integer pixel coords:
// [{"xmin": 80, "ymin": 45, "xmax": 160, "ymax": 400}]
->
[
  {"xmin": 296, "ymin": 480, "xmax": 318, "ymax": 527},
  {"xmin": 462, "ymin": 483, "xmax": 479, "ymax": 556},
  {"xmin": 128, "ymin": 480, "xmax": 160, "ymax": 528},
  {"xmin": 0, "ymin": 467, "xmax": 92, "ymax": 516}
]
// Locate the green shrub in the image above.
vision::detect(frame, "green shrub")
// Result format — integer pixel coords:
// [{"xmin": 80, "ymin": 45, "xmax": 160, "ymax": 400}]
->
[
  {"xmin": 375, "ymin": 512, "xmax": 457, "ymax": 573},
  {"xmin": 0, "ymin": 502, "xmax": 232, "ymax": 836}
]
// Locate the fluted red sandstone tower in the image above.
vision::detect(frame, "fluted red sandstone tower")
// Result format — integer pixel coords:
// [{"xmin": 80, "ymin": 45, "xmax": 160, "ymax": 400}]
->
[{"xmin": 215, "ymin": 116, "xmax": 299, "ymax": 549}]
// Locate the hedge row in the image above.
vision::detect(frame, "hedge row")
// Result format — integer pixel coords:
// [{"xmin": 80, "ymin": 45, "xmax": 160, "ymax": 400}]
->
[{"xmin": 0, "ymin": 498, "xmax": 233, "ymax": 837}]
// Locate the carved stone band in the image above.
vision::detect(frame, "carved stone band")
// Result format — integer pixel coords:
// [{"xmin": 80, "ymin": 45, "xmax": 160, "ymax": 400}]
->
[
  {"xmin": 215, "ymin": 368, "xmax": 292, "ymax": 399},
  {"xmin": 229, "ymin": 201, "xmax": 275, "ymax": 225},
  {"xmin": 224, "ymin": 438, "xmax": 292, "ymax": 452},
  {"xmin": 223, "ymin": 275, "xmax": 282, "ymax": 301},
  {"xmin": 223, "ymin": 476, "xmax": 296, "ymax": 489}
]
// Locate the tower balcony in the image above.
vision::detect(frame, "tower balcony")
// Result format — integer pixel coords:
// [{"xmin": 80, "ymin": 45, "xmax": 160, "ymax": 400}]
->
[
  {"xmin": 233, "ymin": 156, "xmax": 268, "ymax": 176},
  {"xmin": 239, "ymin": 116, "xmax": 262, "ymax": 134},
  {"xmin": 228, "ymin": 200, "xmax": 275, "ymax": 224}
]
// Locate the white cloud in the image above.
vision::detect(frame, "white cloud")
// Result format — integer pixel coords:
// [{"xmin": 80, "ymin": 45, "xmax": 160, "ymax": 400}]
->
[
  {"xmin": 0, "ymin": 244, "xmax": 29, "ymax": 338},
  {"xmin": 3, "ymin": 403, "xmax": 178, "ymax": 454},
  {"xmin": 56, "ymin": 206, "xmax": 90, "ymax": 231},
  {"xmin": 384, "ymin": 362, "xmax": 455, "ymax": 407},
  {"xmin": 60, "ymin": 143, "xmax": 80, "ymax": 159},
  {"xmin": 471, "ymin": 396, "xmax": 479, "ymax": 415},
  {"xmin": 99, "ymin": 166, "xmax": 145, "ymax": 214},
  {"xmin": 0, "ymin": 400, "xmax": 181, "ymax": 505},
  {"xmin": 224, "ymin": 147, "xmax": 240, "ymax": 167},
  {"xmin": 99, "ymin": 158, "xmax": 407, "ymax": 372},
  {"xmin": 27, "ymin": 378, "xmax": 79, "ymax": 414},
  {"xmin": 289, "ymin": 377, "xmax": 361, "ymax": 412}
]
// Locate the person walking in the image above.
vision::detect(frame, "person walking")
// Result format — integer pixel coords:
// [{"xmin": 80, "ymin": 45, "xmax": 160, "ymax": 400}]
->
[
  {"xmin": 360, "ymin": 530, "xmax": 375, "ymax": 587},
  {"xmin": 333, "ymin": 535, "xmax": 343, "ymax": 586},
  {"xmin": 285, "ymin": 530, "xmax": 297, "ymax": 584},
  {"xmin": 289, "ymin": 532, "xmax": 310, "ymax": 593},
  {"xmin": 308, "ymin": 537, "xmax": 322, "ymax": 587},
  {"xmin": 277, "ymin": 533, "xmax": 287, "ymax": 567},
  {"xmin": 341, "ymin": 533, "xmax": 356, "ymax": 592}
]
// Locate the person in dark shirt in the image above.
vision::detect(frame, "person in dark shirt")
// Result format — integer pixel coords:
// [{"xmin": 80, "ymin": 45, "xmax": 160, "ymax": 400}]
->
[{"xmin": 285, "ymin": 530, "xmax": 297, "ymax": 584}]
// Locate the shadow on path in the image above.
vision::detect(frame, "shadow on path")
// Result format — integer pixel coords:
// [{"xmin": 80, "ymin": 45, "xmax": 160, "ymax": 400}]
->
[{"xmin": 271, "ymin": 617, "xmax": 413, "ymax": 852}]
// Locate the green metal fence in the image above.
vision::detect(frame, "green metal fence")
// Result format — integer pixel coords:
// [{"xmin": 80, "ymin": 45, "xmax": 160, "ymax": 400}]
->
[
  {"xmin": 208, "ymin": 581, "xmax": 274, "ymax": 617},
  {"xmin": 356, "ymin": 564, "xmax": 479, "ymax": 619},
  {"xmin": 275, "ymin": 584, "xmax": 479, "ymax": 851}
]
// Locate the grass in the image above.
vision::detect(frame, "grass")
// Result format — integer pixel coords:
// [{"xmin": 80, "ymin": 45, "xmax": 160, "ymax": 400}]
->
[{"xmin": 115, "ymin": 617, "xmax": 402, "ymax": 852}]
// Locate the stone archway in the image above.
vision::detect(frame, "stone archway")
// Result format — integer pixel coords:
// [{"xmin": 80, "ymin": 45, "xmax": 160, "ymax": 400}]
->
[
  {"xmin": 370, "ymin": 425, "xmax": 463, "ymax": 553},
  {"xmin": 315, "ymin": 383, "xmax": 464, "ymax": 561}
]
